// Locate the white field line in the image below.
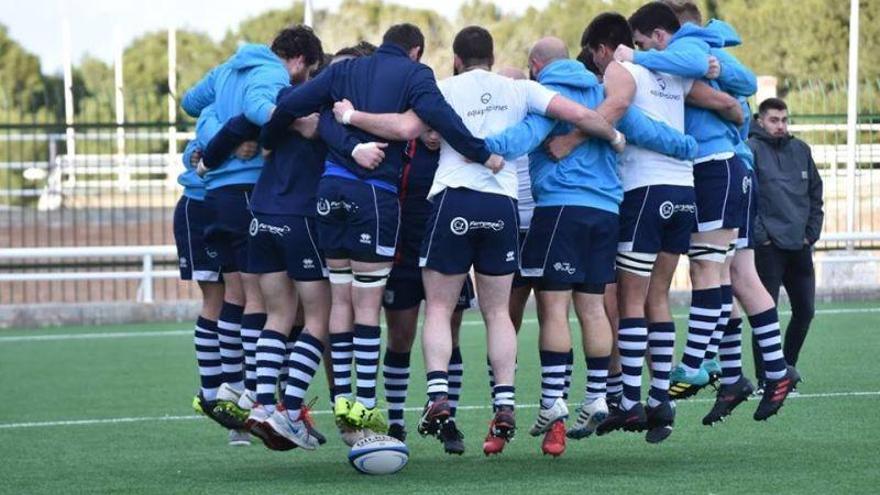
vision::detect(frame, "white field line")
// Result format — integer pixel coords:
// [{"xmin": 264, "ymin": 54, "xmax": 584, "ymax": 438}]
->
[
  {"xmin": 1, "ymin": 391, "xmax": 877, "ymax": 430},
  {"xmin": 1, "ymin": 307, "xmax": 879, "ymax": 343}
]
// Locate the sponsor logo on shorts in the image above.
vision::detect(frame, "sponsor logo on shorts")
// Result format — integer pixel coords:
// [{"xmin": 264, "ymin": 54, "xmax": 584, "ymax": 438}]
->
[
  {"xmin": 743, "ymin": 176, "xmax": 752, "ymax": 194},
  {"xmin": 659, "ymin": 201, "xmax": 696, "ymax": 219},
  {"xmin": 303, "ymin": 258, "xmax": 315, "ymax": 269},
  {"xmin": 553, "ymin": 261, "xmax": 576, "ymax": 275},
  {"xmin": 384, "ymin": 289, "xmax": 395, "ymax": 305},
  {"xmin": 179, "ymin": 257, "xmax": 188, "ymax": 269},
  {"xmin": 450, "ymin": 217, "xmax": 506, "ymax": 236},
  {"xmin": 506, "ymin": 251, "xmax": 515, "ymax": 262},
  {"xmin": 360, "ymin": 233, "xmax": 372, "ymax": 245},
  {"xmin": 316, "ymin": 199, "xmax": 331, "ymax": 216},
  {"xmin": 251, "ymin": 220, "xmax": 291, "ymax": 237},
  {"xmin": 206, "ymin": 248, "xmax": 218, "ymax": 259}
]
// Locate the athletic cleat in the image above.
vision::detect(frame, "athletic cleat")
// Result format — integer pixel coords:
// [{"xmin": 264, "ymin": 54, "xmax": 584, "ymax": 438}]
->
[
  {"xmin": 388, "ymin": 423, "xmax": 407, "ymax": 443},
  {"xmin": 237, "ymin": 389, "xmax": 257, "ymax": 411},
  {"xmin": 701, "ymin": 359, "xmax": 722, "ymax": 388},
  {"xmin": 227, "ymin": 429, "xmax": 251, "ymax": 446},
  {"xmin": 301, "ymin": 399, "xmax": 327, "ymax": 445},
  {"xmin": 668, "ymin": 365, "xmax": 712, "ymax": 400},
  {"xmin": 417, "ymin": 397, "xmax": 451, "ymax": 437},
  {"xmin": 245, "ymin": 404, "xmax": 296, "ymax": 451},
  {"xmin": 645, "ymin": 401, "xmax": 675, "ymax": 444},
  {"xmin": 214, "ymin": 383, "xmax": 249, "ymax": 427},
  {"xmin": 753, "ymin": 381, "xmax": 765, "ymax": 397},
  {"xmin": 596, "ymin": 402, "xmax": 647, "ymax": 436},
  {"xmin": 265, "ymin": 408, "xmax": 320, "ymax": 450},
  {"xmin": 438, "ymin": 420, "xmax": 465, "ymax": 455},
  {"xmin": 483, "ymin": 407, "xmax": 516, "ymax": 456},
  {"xmin": 347, "ymin": 401, "xmax": 388, "ymax": 434},
  {"xmin": 541, "ymin": 420, "xmax": 566, "ymax": 457},
  {"xmin": 566, "ymin": 397, "xmax": 608, "ymax": 440},
  {"xmin": 606, "ymin": 393, "xmax": 622, "ymax": 410},
  {"xmin": 334, "ymin": 396, "xmax": 354, "ymax": 424},
  {"xmin": 193, "ymin": 392, "xmax": 241, "ymax": 430},
  {"xmin": 702, "ymin": 376, "xmax": 755, "ymax": 426},
  {"xmin": 529, "ymin": 398, "xmax": 569, "ymax": 436},
  {"xmin": 754, "ymin": 366, "xmax": 800, "ymax": 421}
]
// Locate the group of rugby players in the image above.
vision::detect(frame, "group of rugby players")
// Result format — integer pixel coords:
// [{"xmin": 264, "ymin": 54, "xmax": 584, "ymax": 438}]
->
[{"xmin": 173, "ymin": 0, "xmax": 799, "ymax": 458}]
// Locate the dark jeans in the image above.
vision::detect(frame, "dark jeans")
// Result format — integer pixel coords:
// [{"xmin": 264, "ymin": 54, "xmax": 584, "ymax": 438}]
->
[{"xmin": 752, "ymin": 244, "xmax": 816, "ymax": 381}]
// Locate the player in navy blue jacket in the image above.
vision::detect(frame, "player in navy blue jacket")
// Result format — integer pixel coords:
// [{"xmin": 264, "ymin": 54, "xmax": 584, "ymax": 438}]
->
[{"xmin": 262, "ymin": 23, "xmax": 503, "ymax": 438}]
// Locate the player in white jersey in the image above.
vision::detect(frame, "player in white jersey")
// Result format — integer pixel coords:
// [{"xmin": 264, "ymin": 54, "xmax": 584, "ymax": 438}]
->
[
  {"xmin": 332, "ymin": 25, "xmax": 625, "ymax": 455},
  {"xmin": 553, "ymin": 12, "xmax": 743, "ymax": 443}
]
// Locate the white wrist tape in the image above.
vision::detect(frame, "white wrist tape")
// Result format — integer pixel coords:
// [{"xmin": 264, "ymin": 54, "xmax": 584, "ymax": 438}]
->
[
  {"xmin": 342, "ymin": 109, "xmax": 355, "ymax": 125},
  {"xmin": 611, "ymin": 130, "xmax": 625, "ymax": 146}
]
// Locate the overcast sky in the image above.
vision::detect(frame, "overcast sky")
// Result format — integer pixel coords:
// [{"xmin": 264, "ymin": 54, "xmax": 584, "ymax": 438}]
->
[{"xmin": 1, "ymin": 0, "xmax": 551, "ymax": 74}]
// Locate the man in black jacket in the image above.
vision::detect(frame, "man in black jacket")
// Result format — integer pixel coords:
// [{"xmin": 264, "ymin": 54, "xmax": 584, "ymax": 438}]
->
[{"xmin": 748, "ymin": 97, "xmax": 824, "ymax": 389}]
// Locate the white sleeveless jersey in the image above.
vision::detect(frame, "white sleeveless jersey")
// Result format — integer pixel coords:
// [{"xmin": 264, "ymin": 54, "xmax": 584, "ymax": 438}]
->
[
  {"xmin": 618, "ymin": 61, "xmax": 694, "ymax": 192},
  {"xmin": 429, "ymin": 69, "xmax": 557, "ymax": 200}
]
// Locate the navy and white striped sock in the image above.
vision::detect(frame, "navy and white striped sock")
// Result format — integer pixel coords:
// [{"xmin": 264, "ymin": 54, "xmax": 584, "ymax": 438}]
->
[
  {"xmin": 540, "ymin": 350, "xmax": 568, "ymax": 409},
  {"xmin": 383, "ymin": 350, "xmax": 410, "ymax": 427},
  {"xmin": 619, "ymin": 317, "xmax": 648, "ymax": 410},
  {"xmin": 681, "ymin": 288, "xmax": 722, "ymax": 374},
  {"xmin": 282, "ymin": 332, "xmax": 325, "ymax": 421},
  {"xmin": 749, "ymin": 309, "xmax": 787, "ymax": 380},
  {"xmin": 217, "ymin": 303, "xmax": 244, "ymax": 389},
  {"xmin": 563, "ymin": 348, "xmax": 574, "ymax": 401},
  {"xmin": 647, "ymin": 322, "xmax": 675, "ymax": 407},
  {"xmin": 493, "ymin": 385, "xmax": 515, "ymax": 410},
  {"xmin": 255, "ymin": 329, "xmax": 287, "ymax": 410},
  {"xmin": 585, "ymin": 355, "xmax": 611, "ymax": 403},
  {"xmin": 427, "ymin": 370, "xmax": 449, "ymax": 401},
  {"xmin": 720, "ymin": 317, "xmax": 743, "ymax": 385},
  {"xmin": 330, "ymin": 332, "xmax": 354, "ymax": 400},
  {"xmin": 448, "ymin": 347, "xmax": 464, "ymax": 419},
  {"xmin": 240, "ymin": 313, "xmax": 266, "ymax": 394},
  {"xmin": 607, "ymin": 371, "xmax": 623, "ymax": 398},
  {"xmin": 354, "ymin": 324, "xmax": 381, "ymax": 409},
  {"xmin": 277, "ymin": 329, "xmax": 301, "ymax": 402},
  {"xmin": 194, "ymin": 317, "xmax": 222, "ymax": 401},
  {"xmin": 704, "ymin": 285, "xmax": 732, "ymax": 360}
]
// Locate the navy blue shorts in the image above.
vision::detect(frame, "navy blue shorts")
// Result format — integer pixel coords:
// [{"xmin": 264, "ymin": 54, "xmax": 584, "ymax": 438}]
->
[
  {"xmin": 520, "ymin": 206, "xmax": 618, "ymax": 291},
  {"xmin": 173, "ymin": 195, "xmax": 222, "ymax": 282},
  {"xmin": 512, "ymin": 230, "xmax": 533, "ymax": 289},
  {"xmin": 735, "ymin": 168, "xmax": 757, "ymax": 249},
  {"xmin": 382, "ymin": 266, "xmax": 476, "ymax": 311},
  {"xmin": 618, "ymin": 185, "xmax": 696, "ymax": 255},
  {"xmin": 247, "ymin": 213, "xmax": 327, "ymax": 281},
  {"xmin": 315, "ymin": 176, "xmax": 399, "ymax": 262},
  {"xmin": 419, "ymin": 188, "xmax": 519, "ymax": 276},
  {"xmin": 203, "ymin": 185, "xmax": 254, "ymax": 273},
  {"xmin": 693, "ymin": 156, "xmax": 749, "ymax": 233}
]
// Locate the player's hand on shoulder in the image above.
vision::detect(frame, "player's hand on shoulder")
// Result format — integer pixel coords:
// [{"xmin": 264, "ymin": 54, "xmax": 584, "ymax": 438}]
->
[
  {"xmin": 334, "ymin": 99, "xmax": 356, "ymax": 124},
  {"xmin": 190, "ymin": 149, "xmax": 202, "ymax": 167},
  {"xmin": 234, "ymin": 141, "xmax": 259, "ymax": 160},
  {"xmin": 352, "ymin": 142, "xmax": 388, "ymax": 170},
  {"xmin": 544, "ymin": 132, "xmax": 581, "ymax": 162},
  {"xmin": 706, "ymin": 56, "xmax": 721, "ymax": 80}
]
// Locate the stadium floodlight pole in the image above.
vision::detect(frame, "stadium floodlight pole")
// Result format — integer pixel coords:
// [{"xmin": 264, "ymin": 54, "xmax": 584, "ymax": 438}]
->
[
  {"xmin": 62, "ymin": 19, "xmax": 75, "ymax": 183},
  {"xmin": 304, "ymin": 0, "xmax": 314, "ymax": 27},
  {"xmin": 114, "ymin": 26, "xmax": 130, "ymax": 192},
  {"xmin": 845, "ymin": 0, "xmax": 859, "ymax": 250},
  {"xmin": 166, "ymin": 27, "xmax": 178, "ymax": 191}
]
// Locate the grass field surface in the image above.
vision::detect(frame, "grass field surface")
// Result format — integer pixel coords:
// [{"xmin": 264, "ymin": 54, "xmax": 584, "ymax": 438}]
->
[{"xmin": 1, "ymin": 303, "xmax": 878, "ymax": 494}]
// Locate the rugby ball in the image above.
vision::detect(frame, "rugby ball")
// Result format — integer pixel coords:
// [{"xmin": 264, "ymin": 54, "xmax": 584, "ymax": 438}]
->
[{"xmin": 348, "ymin": 434, "xmax": 409, "ymax": 475}]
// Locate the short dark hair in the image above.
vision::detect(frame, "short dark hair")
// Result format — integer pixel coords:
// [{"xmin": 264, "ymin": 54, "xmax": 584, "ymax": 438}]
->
[
  {"xmin": 661, "ymin": 0, "xmax": 703, "ymax": 25},
  {"xmin": 581, "ymin": 13, "xmax": 634, "ymax": 50},
  {"xmin": 453, "ymin": 26, "xmax": 494, "ymax": 68},
  {"xmin": 629, "ymin": 2, "xmax": 681, "ymax": 36},
  {"xmin": 576, "ymin": 47, "xmax": 601, "ymax": 76},
  {"xmin": 382, "ymin": 23, "xmax": 425, "ymax": 58},
  {"xmin": 759, "ymin": 97, "xmax": 788, "ymax": 114},
  {"xmin": 271, "ymin": 25, "xmax": 324, "ymax": 66},
  {"xmin": 335, "ymin": 41, "xmax": 377, "ymax": 58}
]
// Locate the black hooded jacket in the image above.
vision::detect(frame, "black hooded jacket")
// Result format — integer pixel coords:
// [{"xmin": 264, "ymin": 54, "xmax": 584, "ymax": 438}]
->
[{"xmin": 748, "ymin": 120, "xmax": 824, "ymax": 250}]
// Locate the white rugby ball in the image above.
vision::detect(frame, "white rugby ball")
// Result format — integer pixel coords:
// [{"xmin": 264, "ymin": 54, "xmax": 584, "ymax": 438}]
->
[{"xmin": 348, "ymin": 434, "xmax": 409, "ymax": 475}]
